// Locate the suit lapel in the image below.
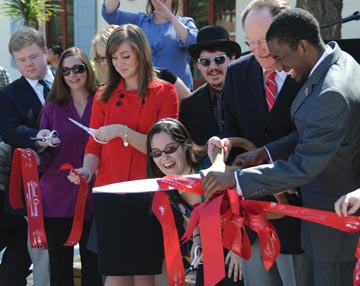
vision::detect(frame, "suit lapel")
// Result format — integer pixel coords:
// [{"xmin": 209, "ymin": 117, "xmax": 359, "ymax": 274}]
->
[
  {"xmin": 19, "ymin": 77, "xmax": 43, "ymax": 117},
  {"xmin": 291, "ymin": 42, "xmax": 341, "ymax": 117}
]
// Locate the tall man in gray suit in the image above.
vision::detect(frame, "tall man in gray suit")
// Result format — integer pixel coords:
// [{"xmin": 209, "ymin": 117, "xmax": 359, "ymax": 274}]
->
[{"xmin": 203, "ymin": 8, "xmax": 360, "ymax": 286}]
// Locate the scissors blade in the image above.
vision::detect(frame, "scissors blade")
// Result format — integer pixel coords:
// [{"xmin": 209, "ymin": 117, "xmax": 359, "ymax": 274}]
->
[{"xmin": 68, "ymin": 118, "xmax": 90, "ymax": 133}]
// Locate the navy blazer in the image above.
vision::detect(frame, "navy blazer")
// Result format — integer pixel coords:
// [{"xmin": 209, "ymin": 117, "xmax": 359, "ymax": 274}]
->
[
  {"xmin": 224, "ymin": 53, "xmax": 304, "ymax": 254},
  {"xmin": 0, "ymin": 76, "xmax": 43, "ymax": 149}
]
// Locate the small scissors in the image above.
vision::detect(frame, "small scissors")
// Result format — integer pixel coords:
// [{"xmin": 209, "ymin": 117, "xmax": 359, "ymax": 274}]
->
[
  {"xmin": 68, "ymin": 118, "xmax": 108, "ymax": 144},
  {"xmin": 30, "ymin": 130, "xmax": 60, "ymax": 147},
  {"xmin": 185, "ymin": 245, "xmax": 203, "ymax": 275}
]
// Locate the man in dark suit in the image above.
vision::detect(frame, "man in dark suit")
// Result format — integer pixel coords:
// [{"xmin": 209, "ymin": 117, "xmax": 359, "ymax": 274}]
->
[
  {"xmin": 0, "ymin": 26, "xmax": 53, "ymax": 286},
  {"xmin": 203, "ymin": 8, "xmax": 360, "ymax": 286},
  {"xmin": 179, "ymin": 25, "xmax": 241, "ymax": 146},
  {"xmin": 215, "ymin": 1, "xmax": 312, "ymax": 285},
  {"xmin": 179, "ymin": 25, "xmax": 244, "ymax": 285}
]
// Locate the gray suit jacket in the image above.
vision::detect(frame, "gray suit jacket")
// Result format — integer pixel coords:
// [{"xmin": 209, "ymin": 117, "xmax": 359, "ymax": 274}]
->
[{"xmin": 238, "ymin": 42, "xmax": 360, "ymax": 261}]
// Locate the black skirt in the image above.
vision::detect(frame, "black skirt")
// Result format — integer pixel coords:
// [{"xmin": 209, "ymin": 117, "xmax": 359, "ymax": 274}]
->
[{"xmin": 94, "ymin": 193, "xmax": 163, "ymax": 276}]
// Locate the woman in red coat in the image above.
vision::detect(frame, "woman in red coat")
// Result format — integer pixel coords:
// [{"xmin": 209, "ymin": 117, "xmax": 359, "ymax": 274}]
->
[{"xmin": 69, "ymin": 24, "xmax": 178, "ymax": 286}]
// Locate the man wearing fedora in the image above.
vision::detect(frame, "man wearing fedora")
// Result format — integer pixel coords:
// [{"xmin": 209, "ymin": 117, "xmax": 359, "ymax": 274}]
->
[
  {"xmin": 179, "ymin": 25, "xmax": 241, "ymax": 146},
  {"xmin": 179, "ymin": 25, "xmax": 243, "ymax": 286}
]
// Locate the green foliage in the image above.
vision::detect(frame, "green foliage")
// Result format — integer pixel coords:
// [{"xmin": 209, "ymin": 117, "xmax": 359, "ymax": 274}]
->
[{"xmin": 0, "ymin": 0, "xmax": 63, "ymax": 29}]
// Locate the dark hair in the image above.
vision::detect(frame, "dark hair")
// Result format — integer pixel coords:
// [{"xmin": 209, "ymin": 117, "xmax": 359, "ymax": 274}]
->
[
  {"xmin": 146, "ymin": 118, "xmax": 207, "ymax": 178},
  {"xmin": 101, "ymin": 24, "xmax": 155, "ymax": 102},
  {"xmin": 146, "ymin": 0, "xmax": 179, "ymax": 15},
  {"xmin": 266, "ymin": 8, "xmax": 323, "ymax": 50},
  {"xmin": 48, "ymin": 44, "xmax": 63, "ymax": 57},
  {"xmin": 47, "ymin": 47, "xmax": 96, "ymax": 105},
  {"xmin": 241, "ymin": 0, "xmax": 290, "ymax": 26}
]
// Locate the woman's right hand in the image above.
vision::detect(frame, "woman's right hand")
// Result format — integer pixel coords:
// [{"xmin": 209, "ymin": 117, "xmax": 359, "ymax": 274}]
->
[
  {"xmin": 207, "ymin": 136, "xmax": 232, "ymax": 163},
  {"xmin": 104, "ymin": 0, "xmax": 120, "ymax": 13},
  {"xmin": 67, "ymin": 167, "xmax": 91, "ymax": 185}
]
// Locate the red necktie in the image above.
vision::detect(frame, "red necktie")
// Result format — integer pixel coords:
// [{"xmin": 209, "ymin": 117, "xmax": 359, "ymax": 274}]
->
[{"xmin": 265, "ymin": 71, "xmax": 277, "ymax": 111}]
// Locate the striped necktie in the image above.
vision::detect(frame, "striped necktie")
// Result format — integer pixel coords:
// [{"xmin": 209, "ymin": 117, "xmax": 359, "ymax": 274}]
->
[
  {"xmin": 265, "ymin": 71, "xmax": 277, "ymax": 111},
  {"xmin": 38, "ymin": 79, "xmax": 50, "ymax": 100}
]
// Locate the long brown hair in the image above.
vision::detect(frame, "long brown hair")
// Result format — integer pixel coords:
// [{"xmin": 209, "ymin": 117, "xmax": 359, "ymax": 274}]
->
[
  {"xmin": 101, "ymin": 24, "xmax": 155, "ymax": 102},
  {"xmin": 47, "ymin": 47, "xmax": 96, "ymax": 105}
]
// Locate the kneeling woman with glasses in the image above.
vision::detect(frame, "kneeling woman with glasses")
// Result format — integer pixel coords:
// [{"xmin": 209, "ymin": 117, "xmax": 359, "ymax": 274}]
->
[
  {"xmin": 34, "ymin": 47, "xmax": 102, "ymax": 286},
  {"xmin": 146, "ymin": 118, "xmax": 243, "ymax": 286}
]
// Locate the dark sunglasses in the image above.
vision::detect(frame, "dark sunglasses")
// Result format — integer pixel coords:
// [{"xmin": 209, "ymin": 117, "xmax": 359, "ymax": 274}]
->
[
  {"xmin": 150, "ymin": 144, "xmax": 180, "ymax": 158},
  {"xmin": 61, "ymin": 64, "xmax": 86, "ymax": 76},
  {"xmin": 94, "ymin": 56, "xmax": 106, "ymax": 63},
  {"xmin": 197, "ymin": 54, "xmax": 228, "ymax": 67}
]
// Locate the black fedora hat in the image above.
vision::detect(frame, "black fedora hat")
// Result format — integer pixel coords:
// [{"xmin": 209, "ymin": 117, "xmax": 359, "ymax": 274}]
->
[{"xmin": 188, "ymin": 25, "xmax": 241, "ymax": 60}]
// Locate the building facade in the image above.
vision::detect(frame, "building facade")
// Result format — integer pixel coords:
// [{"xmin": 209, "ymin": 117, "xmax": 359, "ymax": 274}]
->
[{"xmin": 0, "ymin": 0, "xmax": 359, "ymax": 80}]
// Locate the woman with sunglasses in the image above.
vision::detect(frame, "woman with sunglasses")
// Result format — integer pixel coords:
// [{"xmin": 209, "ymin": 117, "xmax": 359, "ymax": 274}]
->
[
  {"xmin": 68, "ymin": 24, "xmax": 178, "ymax": 286},
  {"xmin": 34, "ymin": 47, "xmax": 102, "ymax": 286},
  {"xmin": 146, "ymin": 118, "xmax": 243, "ymax": 286},
  {"xmin": 91, "ymin": 24, "xmax": 191, "ymax": 99},
  {"xmin": 102, "ymin": 0, "xmax": 197, "ymax": 90}
]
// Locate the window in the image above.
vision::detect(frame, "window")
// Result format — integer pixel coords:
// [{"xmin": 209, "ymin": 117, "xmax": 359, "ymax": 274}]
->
[
  {"xmin": 46, "ymin": 0, "xmax": 74, "ymax": 50},
  {"xmin": 183, "ymin": 0, "xmax": 236, "ymax": 88}
]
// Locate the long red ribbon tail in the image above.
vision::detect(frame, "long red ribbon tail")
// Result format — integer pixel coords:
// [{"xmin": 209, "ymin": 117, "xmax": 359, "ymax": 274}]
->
[
  {"xmin": 152, "ymin": 191, "xmax": 185, "ymax": 286},
  {"xmin": 354, "ymin": 239, "xmax": 360, "ymax": 286},
  {"xmin": 199, "ymin": 194, "xmax": 226, "ymax": 286},
  {"xmin": 59, "ymin": 163, "xmax": 89, "ymax": 246},
  {"xmin": 9, "ymin": 148, "xmax": 47, "ymax": 249}
]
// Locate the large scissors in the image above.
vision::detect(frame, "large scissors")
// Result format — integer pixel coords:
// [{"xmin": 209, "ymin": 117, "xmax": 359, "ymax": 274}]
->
[
  {"xmin": 68, "ymin": 118, "xmax": 108, "ymax": 144},
  {"xmin": 30, "ymin": 130, "xmax": 60, "ymax": 147},
  {"xmin": 185, "ymin": 245, "xmax": 203, "ymax": 275}
]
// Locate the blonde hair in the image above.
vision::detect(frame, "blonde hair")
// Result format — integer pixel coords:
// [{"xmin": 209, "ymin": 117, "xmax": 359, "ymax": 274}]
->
[{"xmin": 90, "ymin": 25, "xmax": 119, "ymax": 84}]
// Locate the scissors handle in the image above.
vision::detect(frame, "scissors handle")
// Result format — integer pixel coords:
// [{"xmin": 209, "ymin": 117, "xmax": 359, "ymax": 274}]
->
[
  {"xmin": 30, "ymin": 130, "xmax": 60, "ymax": 147},
  {"xmin": 89, "ymin": 130, "xmax": 108, "ymax": 144},
  {"xmin": 185, "ymin": 245, "xmax": 203, "ymax": 275}
]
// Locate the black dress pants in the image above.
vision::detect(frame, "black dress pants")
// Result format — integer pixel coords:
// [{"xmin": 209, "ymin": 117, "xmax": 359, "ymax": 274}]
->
[
  {"xmin": 44, "ymin": 217, "xmax": 102, "ymax": 286},
  {"xmin": 0, "ymin": 192, "xmax": 31, "ymax": 286}
]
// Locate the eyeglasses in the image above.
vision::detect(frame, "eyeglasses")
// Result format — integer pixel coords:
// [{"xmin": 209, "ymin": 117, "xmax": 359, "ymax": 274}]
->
[
  {"xmin": 94, "ymin": 56, "xmax": 106, "ymax": 63},
  {"xmin": 150, "ymin": 144, "xmax": 180, "ymax": 158},
  {"xmin": 197, "ymin": 54, "xmax": 228, "ymax": 67},
  {"xmin": 61, "ymin": 64, "xmax": 86, "ymax": 76},
  {"xmin": 245, "ymin": 39, "xmax": 267, "ymax": 49}
]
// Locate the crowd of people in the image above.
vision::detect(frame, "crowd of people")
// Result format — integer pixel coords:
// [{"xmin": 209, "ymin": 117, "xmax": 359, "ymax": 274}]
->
[{"xmin": 0, "ymin": 1, "xmax": 359, "ymax": 286}]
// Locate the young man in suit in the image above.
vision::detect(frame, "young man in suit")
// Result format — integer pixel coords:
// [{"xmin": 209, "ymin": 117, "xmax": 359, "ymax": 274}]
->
[
  {"xmin": 203, "ymin": 8, "xmax": 360, "ymax": 286},
  {"xmin": 214, "ymin": 1, "xmax": 312, "ymax": 285},
  {"xmin": 0, "ymin": 26, "xmax": 53, "ymax": 286},
  {"xmin": 179, "ymin": 25, "xmax": 241, "ymax": 145}
]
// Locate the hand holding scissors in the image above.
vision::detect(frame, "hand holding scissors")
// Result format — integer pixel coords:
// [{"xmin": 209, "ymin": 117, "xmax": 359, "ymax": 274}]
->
[
  {"xmin": 30, "ymin": 129, "xmax": 60, "ymax": 147},
  {"xmin": 68, "ymin": 118, "xmax": 108, "ymax": 144}
]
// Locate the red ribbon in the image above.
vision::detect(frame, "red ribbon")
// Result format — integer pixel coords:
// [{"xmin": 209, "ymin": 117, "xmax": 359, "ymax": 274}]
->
[
  {"xmin": 59, "ymin": 163, "xmax": 89, "ymax": 246},
  {"xmin": 157, "ymin": 175, "xmax": 204, "ymax": 195},
  {"xmin": 354, "ymin": 239, "xmax": 360, "ymax": 286},
  {"xmin": 152, "ymin": 191, "xmax": 185, "ymax": 286},
  {"xmin": 156, "ymin": 175, "xmax": 360, "ymax": 286},
  {"xmin": 9, "ymin": 148, "xmax": 47, "ymax": 249}
]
